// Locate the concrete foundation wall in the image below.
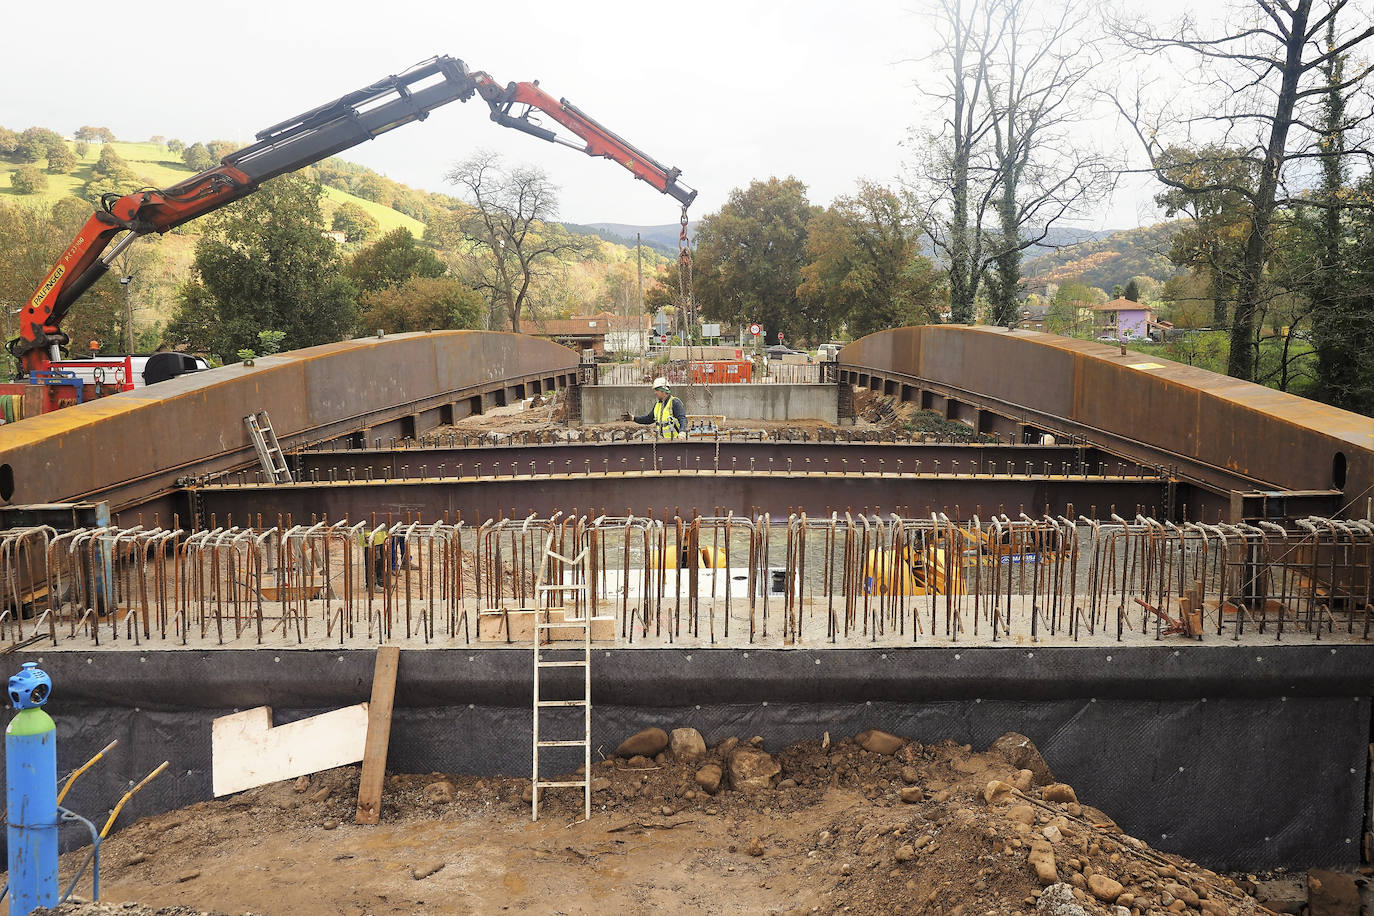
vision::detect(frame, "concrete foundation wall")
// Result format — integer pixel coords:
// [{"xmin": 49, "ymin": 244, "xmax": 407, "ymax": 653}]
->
[{"xmin": 582, "ymin": 384, "xmax": 838, "ymax": 424}]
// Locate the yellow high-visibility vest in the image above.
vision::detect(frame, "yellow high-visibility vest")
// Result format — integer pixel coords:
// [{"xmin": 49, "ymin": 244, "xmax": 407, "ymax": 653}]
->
[{"xmin": 653, "ymin": 397, "xmax": 681, "ymax": 439}]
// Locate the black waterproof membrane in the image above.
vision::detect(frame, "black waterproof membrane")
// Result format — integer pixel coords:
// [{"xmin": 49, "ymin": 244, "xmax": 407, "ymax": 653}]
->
[{"xmin": 4, "ymin": 645, "xmax": 1370, "ymax": 870}]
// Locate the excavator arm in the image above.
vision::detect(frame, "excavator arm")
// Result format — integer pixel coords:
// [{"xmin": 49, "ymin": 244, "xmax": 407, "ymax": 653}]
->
[{"xmin": 11, "ymin": 55, "xmax": 695, "ymax": 378}]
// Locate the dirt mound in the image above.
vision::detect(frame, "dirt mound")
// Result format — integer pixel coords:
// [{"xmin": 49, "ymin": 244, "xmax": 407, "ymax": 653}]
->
[
  {"xmin": 35, "ymin": 731, "xmax": 1263, "ymax": 915},
  {"xmin": 850, "ymin": 387, "xmax": 992, "ymax": 441}
]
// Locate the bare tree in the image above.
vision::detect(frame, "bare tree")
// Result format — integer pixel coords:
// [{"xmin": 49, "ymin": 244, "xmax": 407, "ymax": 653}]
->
[
  {"xmin": 1110, "ymin": 0, "xmax": 1374, "ymax": 382},
  {"xmin": 444, "ymin": 151, "xmax": 590, "ymax": 332},
  {"xmin": 910, "ymin": 0, "xmax": 1113, "ymax": 325},
  {"xmin": 910, "ymin": 0, "xmax": 1002, "ymax": 324},
  {"xmin": 981, "ymin": 0, "xmax": 1116, "ymax": 327}
]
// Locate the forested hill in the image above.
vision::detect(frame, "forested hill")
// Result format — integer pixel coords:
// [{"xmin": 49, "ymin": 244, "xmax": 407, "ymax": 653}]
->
[
  {"xmin": 564, "ymin": 222, "xmax": 699, "ymax": 256},
  {"xmin": 1021, "ymin": 222, "xmax": 1185, "ymax": 291}
]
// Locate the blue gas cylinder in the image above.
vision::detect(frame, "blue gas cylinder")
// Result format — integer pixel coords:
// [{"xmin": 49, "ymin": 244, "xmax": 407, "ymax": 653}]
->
[{"xmin": 6, "ymin": 662, "xmax": 58, "ymax": 916}]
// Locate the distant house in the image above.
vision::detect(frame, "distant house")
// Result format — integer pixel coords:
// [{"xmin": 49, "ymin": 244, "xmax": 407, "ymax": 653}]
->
[
  {"xmin": 529, "ymin": 312, "xmax": 651, "ymax": 355},
  {"xmin": 1018, "ymin": 303, "xmax": 1052, "ymax": 332},
  {"xmin": 1090, "ymin": 298, "xmax": 1154, "ymax": 339}
]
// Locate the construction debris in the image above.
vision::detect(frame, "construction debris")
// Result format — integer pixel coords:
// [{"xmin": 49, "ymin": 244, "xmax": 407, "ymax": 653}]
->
[{"xmin": 39, "ymin": 729, "xmax": 1291, "ymax": 915}]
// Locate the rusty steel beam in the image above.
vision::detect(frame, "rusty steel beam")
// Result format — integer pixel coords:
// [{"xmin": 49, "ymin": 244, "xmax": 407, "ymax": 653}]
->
[
  {"xmin": 838, "ymin": 327, "xmax": 1374, "ymax": 517},
  {"xmin": 185, "ymin": 471, "xmax": 1175, "ymax": 527},
  {"xmin": 0, "ymin": 331, "xmax": 579, "ymax": 513},
  {"xmin": 288, "ymin": 441, "xmax": 1144, "ymax": 484}
]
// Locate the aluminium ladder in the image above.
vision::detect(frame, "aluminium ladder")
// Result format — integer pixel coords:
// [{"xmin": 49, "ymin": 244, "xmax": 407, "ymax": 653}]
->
[
  {"xmin": 244, "ymin": 410, "xmax": 293, "ymax": 484},
  {"xmin": 531, "ymin": 529, "xmax": 592, "ymax": 822}
]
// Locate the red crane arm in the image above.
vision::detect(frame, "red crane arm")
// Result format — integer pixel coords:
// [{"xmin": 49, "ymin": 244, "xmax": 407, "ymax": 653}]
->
[
  {"xmin": 9, "ymin": 55, "xmax": 696, "ymax": 381},
  {"xmin": 17, "ymin": 164, "xmax": 258, "ymax": 370},
  {"xmin": 475, "ymin": 76, "xmax": 697, "ymax": 209}
]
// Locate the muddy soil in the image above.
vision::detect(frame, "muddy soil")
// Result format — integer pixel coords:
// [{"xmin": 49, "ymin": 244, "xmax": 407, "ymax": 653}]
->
[{"xmin": 29, "ymin": 731, "xmax": 1266, "ymax": 916}]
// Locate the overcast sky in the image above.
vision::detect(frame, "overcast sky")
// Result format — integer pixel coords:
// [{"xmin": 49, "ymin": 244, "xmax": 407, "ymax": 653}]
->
[{"xmin": 3, "ymin": 0, "xmax": 1169, "ymax": 230}]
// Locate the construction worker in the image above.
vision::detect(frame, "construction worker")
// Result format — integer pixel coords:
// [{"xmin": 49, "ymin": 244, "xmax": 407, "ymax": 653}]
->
[{"xmin": 633, "ymin": 376, "xmax": 687, "ymax": 439}]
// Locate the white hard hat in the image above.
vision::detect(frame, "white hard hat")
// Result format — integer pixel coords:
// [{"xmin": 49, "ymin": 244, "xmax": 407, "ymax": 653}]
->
[{"xmin": 652, "ymin": 376, "xmax": 671, "ymax": 391}]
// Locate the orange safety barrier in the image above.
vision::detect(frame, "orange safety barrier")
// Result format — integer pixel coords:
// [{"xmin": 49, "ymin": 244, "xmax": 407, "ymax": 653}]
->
[{"xmin": 689, "ymin": 360, "xmax": 753, "ymax": 384}]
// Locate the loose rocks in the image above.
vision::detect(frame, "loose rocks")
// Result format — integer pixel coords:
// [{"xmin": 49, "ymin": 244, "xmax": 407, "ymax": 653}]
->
[
  {"xmin": 670, "ymin": 727, "xmax": 707, "ymax": 760},
  {"xmin": 695, "ymin": 763, "xmax": 723, "ymax": 795},
  {"xmin": 1038, "ymin": 883, "xmax": 1090, "ymax": 916},
  {"xmin": 422, "ymin": 781, "xmax": 454, "ymax": 805},
  {"xmin": 616, "ymin": 728, "xmax": 669, "ymax": 758},
  {"xmin": 1028, "ymin": 839, "xmax": 1059, "ymax": 885},
  {"xmin": 1088, "ymin": 874, "xmax": 1124, "ymax": 903},
  {"xmin": 983, "ymin": 780, "xmax": 1014, "ymax": 805},
  {"xmin": 727, "ymin": 747, "xmax": 781, "ymax": 792},
  {"xmin": 1042, "ymin": 783, "xmax": 1078, "ymax": 804},
  {"xmin": 855, "ymin": 729, "xmax": 904, "ymax": 755},
  {"xmin": 991, "ymin": 732, "xmax": 1055, "ymax": 785}
]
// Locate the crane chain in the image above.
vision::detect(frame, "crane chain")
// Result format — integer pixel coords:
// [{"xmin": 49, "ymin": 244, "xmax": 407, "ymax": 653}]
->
[{"xmin": 675, "ymin": 204, "xmax": 710, "ymax": 417}]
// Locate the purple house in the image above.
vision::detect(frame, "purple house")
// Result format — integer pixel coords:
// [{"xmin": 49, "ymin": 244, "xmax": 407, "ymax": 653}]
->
[{"xmin": 1091, "ymin": 298, "xmax": 1154, "ymax": 339}]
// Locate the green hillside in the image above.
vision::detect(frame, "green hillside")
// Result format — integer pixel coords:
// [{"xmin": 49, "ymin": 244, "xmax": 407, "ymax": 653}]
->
[
  {"xmin": 320, "ymin": 185, "xmax": 425, "ymax": 237},
  {"xmin": 0, "ymin": 139, "xmax": 421, "ymax": 237},
  {"xmin": 1023, "ymin": 222, "xmax": 1185, "ymax": 291}
]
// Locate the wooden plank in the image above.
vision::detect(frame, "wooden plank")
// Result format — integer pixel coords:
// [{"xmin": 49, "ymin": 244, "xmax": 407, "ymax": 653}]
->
[
  {"xmin": 211, "ymin": 704, "xmax": 369, "ymax": 797},
  {"xmin": 355, "ymin": 645, "xmax": 400, "ymax": 824}
]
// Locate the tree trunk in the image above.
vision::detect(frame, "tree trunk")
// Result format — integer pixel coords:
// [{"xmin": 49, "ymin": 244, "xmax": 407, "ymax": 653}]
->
[
  {"xmin": 1227, "ymin": 0, "xmax": 1309, "ymax": 381},
  {"xmin": 991, "ymin": 181, "xmax": 1020, "ymax": 328}
]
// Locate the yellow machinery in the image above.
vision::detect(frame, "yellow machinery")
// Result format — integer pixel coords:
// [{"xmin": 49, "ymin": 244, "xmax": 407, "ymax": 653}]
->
[
  {"xmin": 960, "ymin": 524, "xmax": 1070, "ymax": 564},
  {"xmin": 863, "ymin": 546, "xmax": 963, "ymax": 596}
]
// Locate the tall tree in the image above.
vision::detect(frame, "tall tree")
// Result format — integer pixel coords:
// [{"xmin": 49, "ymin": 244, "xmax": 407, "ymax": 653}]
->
[
  {"xmin": 15, "ymin": 128, "xmax": 63, "ymax": 163},
  {"xmin": 166, "ymin": 175, "xmax": 358, "ymax": 359},
  {"xmin": 45, "ymin": 143, "xmax": 77, "ymax": 174},
  {"xmin": 9, "ymin": 166, "xmax": 47, "ymax": 195},
  {"xmin": 693, "ymin": 177, "xmax": 819, "ymax": 343},
  {"xmin": 1153, "ymin": 144, "xmax": 1258, "ymax": 328},
  {"xmin": 1331, "ymin": 171, "xmax": 1374, "ymax": 413},
  {"xmin": 359, "ymin": 276, "xmax": 485, "ymax": 334},
  {"xmin": 1112, "ymin": 0, "xmax": 1374, "ymax": 382},
  {"xmin": 1304, "ymin": 13, "xmax": 1373, "ymax": 412},
  {"xmin": 331, "ymin": 202, "xmax": 379, "ymax": 244},
  {"xmin": 182, "ymin": 142, "xmax": 216, "ymax": 172},
  {"xmin": 980, "ymin": 0, "xmax": 1112, "ymax": 328},
  {"xmin": 444, "ymin": 151, "xmax": 588, "ymax": 332},
  {"xmin": 798, "ymin": 181, "xmax": 942, "ymax": 338},
  {"xmin": 912, "ymin": 0, "xmax": 1110, "ymax": 326},
  {"xmin": 346, "ymin": 228, "xmax": 444, "ymax": 293},
  {"xmin": 912, "ymin": 0, "xmax": 999, "ymax": 324},
  {"xmin": 74, "ymin": 126, "xmax": 115, "ymax": 143}
]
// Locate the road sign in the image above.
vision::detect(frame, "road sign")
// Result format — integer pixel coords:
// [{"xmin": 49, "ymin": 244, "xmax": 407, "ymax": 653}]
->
[
  {"xmin": 749, "ymin": 323, "xmax": 761, "ymax": 337},
  {"xmin": 778, "ymin": 331, "xmax": 784, "ymax": 342}
]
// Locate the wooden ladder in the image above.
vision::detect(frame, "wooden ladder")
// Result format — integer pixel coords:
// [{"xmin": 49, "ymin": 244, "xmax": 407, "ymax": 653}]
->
[
  {"xmin": 531, "ymin": 529, "xmax": 592, "ymax": 822},
  {"xmin": 244, "ymin": 410, "xmax": 293, "ymax": 484}
]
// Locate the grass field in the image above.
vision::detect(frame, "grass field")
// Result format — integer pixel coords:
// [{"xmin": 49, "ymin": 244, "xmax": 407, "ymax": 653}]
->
[
  {"xmin": 320, "ymin": 185, "xmax": 426, "ymax": 237},
  {"xmin": 0, "ymin": 140, "xmax": 427, "ymax": 240}
]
